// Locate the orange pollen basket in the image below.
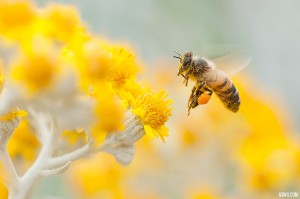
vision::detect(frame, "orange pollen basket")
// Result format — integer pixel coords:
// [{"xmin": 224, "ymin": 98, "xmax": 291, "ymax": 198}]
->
[{"xmin": 197, "ymin": 93, "xmax": 211, "ymax": 105}]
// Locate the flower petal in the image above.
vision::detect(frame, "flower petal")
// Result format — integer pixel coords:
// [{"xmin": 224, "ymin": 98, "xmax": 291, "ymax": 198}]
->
[
  {"xmin": 157, "ymin": 125, "xmax": 169, "ymax": 143},
  {"xmin": 131, "ymin": 107, "xmax": 145, "ymax": 118},
  {"xmin": 15, "ymin": 110, "xmax": 28, "ymax": 117},
  {"xmin": 143, "ymin": 124, "xmax": 156, "ymax": 139}
]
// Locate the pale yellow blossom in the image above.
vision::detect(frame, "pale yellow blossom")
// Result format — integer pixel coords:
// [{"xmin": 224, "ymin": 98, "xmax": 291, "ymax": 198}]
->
[
  {"xmin": 9, "ymin": 37, "xmax": 60, "ymax": 93},
  {"xmin": 41, "ymin": 4, "xmax": 82, "ymax": 42},
  {"xmin": 0, "ymin": 1, "xmax": 36, "ymax": 41}
]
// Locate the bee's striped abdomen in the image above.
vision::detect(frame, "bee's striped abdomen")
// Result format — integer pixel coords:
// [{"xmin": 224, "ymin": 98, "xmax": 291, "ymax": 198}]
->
[{"xmin": 205, "ymin": 70, "xmax": 240, "ymax": 112}]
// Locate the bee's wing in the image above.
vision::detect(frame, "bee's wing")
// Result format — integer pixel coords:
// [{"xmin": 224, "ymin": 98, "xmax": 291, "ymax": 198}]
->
[{"xmin": 212, "ymin": 49, "xmax": 252, "ymax": 76}]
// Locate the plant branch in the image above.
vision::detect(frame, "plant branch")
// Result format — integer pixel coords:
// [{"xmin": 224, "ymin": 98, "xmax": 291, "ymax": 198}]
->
[
  {"xmin": 46, "ymin": 144, "xmax": 91, "ymax": 169},
  {"xmin": 0, "ymin": 146, "xmax": 19, "ymax": 188}
]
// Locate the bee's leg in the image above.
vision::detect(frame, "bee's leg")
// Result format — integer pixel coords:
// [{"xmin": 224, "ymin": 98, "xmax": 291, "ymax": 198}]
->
[
  {"xmin": 188, "ymin": 104, "xmax": 192, "ymax": 115},
  {"xmin": 188, "ymin": 92, "xmax": 204, "ymax": 115},
  {"xmin": 188, "ymin": 95, "xmax": 196, "ymax": 115},
  {"xmin": 193, "ymin": 81, "xmax": 205, "ymax": 95},
  {"xmin": 187, "ymin": 82, "xmax": 206, "ymax": 115},
  {"xmin": 198, "ymin": 81, "xmax": 205, "ymax": 89},
  {"xmin": 188, "ymin": 93, "xmax": 200, "ymax": 115},
  {"xmin": 185, "ymin": 77, "xmax": 189, "ymax": 86},
  {"xmin": 184, "ymin": 70, "xmax": 194, "ymax": 86},
  {"xmin": 188, "ymin": 82, "xmax": 205, "ymax": 107},
  {"xmin": 188, "ymin": 86, "xmax": 197, "ymax": 108},
  {"xmin": 180, "ymin": 74, "xmax": 189, "ymax": 86},
  {"xmin": 182, "ymin": 78, "xmax": 189, "ymax": 86},
  {"xmin": 188, "ymin": 87, "xmax": 204, "ymax": 115},
  {"xmin": 204, "ymin": 87, "xmax": 213, "ymax": 95},
  {"xmin": 182, "ymin": 76, "xmax": 189, "ymax": 86}
]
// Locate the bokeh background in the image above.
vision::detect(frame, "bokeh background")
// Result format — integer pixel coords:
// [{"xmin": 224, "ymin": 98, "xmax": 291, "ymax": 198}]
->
[
  {"xmin": 13, "ymin": 0, "xmax": 300, "ymax": 198},
  {"xmin": 35, "ymin": 0, "xmax": 300, "ymax": 125}
]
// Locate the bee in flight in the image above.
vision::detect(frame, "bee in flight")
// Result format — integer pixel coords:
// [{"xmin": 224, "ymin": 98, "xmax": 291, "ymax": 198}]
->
[{"xmin": 174, "ymin": 50, "xmax": 251, "ymax": 115}]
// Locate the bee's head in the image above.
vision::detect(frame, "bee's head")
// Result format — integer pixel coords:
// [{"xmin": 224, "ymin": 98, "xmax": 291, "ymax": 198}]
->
[{"xmin": 174, "ymin": 51, "xmax": 193, "ymax": 76}]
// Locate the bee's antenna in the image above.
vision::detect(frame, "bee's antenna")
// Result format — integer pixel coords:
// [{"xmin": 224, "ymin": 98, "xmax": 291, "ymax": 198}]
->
[{"xmin": 173, "ymin": 51, "xmax": 182, "ymax": 59}]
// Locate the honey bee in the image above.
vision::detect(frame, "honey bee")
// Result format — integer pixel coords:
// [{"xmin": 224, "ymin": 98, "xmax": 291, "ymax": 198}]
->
[{"xmin": 174, "ymin": 50, "xmax": 251, "ymax": 115}]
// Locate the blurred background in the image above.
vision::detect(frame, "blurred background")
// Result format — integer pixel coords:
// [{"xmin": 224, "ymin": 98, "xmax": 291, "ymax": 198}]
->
[
  {"xmin": 36, "ymin": 0, "xmax": 300, "ymax": 125},
  {"xmin": 27, "ymin": 0, "xmax": 300, "ymax": 198}
]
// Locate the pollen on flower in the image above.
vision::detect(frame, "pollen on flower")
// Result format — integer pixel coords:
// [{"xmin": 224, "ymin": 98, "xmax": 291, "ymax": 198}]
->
[{"xmin": 132, "ymin": 90, "xmax": 172, "ymax": 141}]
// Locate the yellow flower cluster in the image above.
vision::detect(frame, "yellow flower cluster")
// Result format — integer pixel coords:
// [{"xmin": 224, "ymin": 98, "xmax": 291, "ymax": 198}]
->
[
  {"xmin": 235, "ymin": 76, "xmax": 300, "ymax": 190},
  {"xmin": 69, "ymin": 154, "xmax": 125, "ymax": 198},
  {"xmin": 0, "ymin": 1, "xmax": 172, "ymax": 142},
  {"xmin": 0, "ymin": 2, "xmax": 173, "ymax": 197},
  {"xmin": 58, "ymin": 41, "xmax": 300, "ymax": 199},
  {"xmin": 174, "ymin": 74, "xmax": 300, "ymax": 192}
]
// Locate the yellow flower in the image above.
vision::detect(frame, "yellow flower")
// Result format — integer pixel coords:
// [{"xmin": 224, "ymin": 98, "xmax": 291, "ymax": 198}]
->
[
  {"xmin": 185, "ymin": 186, "xmax": 221, "ymax": 199},
  {"xmin": 42, "ymin": 4, "xmax": 82, "ymax": 42},
  {"xmin": 71, "ymin": 38, "xmax": 140, "ymax": 93},
  {"xmin": 83, "ymin": 44, "xmax": 111, "ymax": 81},
  {"xmin": 105, "ymin": 45, "xmax": 139, "ymax": 87},
  {"xmin": 70, "ymin": 39, "xmax": 112, "ymax": 91},
  {"xmin": 91, "ymin": 83, "xmax": 125, "ymax": 142},
  {"xmin": 0, "ymin": 1, "xmax": 36, "ymax": 41},
  {"xmin": 67, "ymin": 154, "xmax": 125, "ymax": 198},
  {"xmin": 131, "ymin": 90, "xmax": 172, "ymax": 142},
  {"xmin": 117, "ymin": 79, "xmax": 144, "ymax": 107},
  {"xmin": 236, "ymin": 75, "xmax": 290, "ymax": 169},
  {"xmin": 0, "ymin": 110, "xmax": 27, "ymax": 122},
  {"xmin": 9, "ymin": 37, "xmax": 60, "ymax": 93},
  {"xmin": 180, "ymin": 128, "xmax": 201, "ymax": 148}
]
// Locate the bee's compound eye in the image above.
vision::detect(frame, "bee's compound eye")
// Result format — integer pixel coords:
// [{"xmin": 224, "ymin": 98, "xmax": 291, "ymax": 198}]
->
[
  {"xmin": 198, "ymin": 93, "xmax": 211, "ymax": 105},
  {"xmin": 183, "ymin": 57, "xmax": 191, "ymax": 65}
]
